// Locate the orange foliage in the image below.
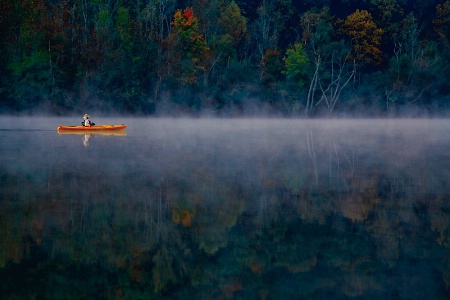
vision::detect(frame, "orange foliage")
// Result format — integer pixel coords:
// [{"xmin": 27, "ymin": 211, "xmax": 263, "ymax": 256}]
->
[
  {"xmin": 173, "ymin": 7, "xmax": 197, "ymax": 32},
  {"xmin": 181, "ymin": 210, "xmax": 193, "ymax": 227},
  {"xmin": 341, "ymin": 9, "xmax": 383, "ymax": 65},
  {"xmin": 167, "ymin": 7, "xmax": 209, "ymax": 84},
  {"xmin": 340, "ymin": 174, "xmax": 380, "ymax": 222},
  {"xmin": 172, "ymin": 209, "xmax": 194, "ymax": 227}
]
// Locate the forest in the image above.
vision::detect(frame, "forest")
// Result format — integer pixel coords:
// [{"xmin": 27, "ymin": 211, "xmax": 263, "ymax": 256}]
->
[{"xmin": 1, "ymin": 0, "xmax": 450, "ymax": 116}]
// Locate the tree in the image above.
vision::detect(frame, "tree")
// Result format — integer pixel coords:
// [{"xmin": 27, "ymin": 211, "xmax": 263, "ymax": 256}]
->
[
  {"xmin": 192, "ymin": 0, "xmax": 222, "ymax": 40},
  {"xmin": 116, "ymin": 7, "xmax": 132, "ymax": 45},
  {"xmin": 301, "ymin": 6, "xmax": 333, "ymax": 51},
  {"xmin": 370, "ymin": 0, "xmax": 404, "ymax": 58},
  {"xmin": 341, "ymin": 9, "xmax": 383, "ymax": 66},
  {"xmin": 383, "ymin": 12, "xmax": 440, "ymax": 108},
  {"xmin": 283, "ymin": 43, "xmax": 309, "ymax": 86},
  {"xmin": 260, "ymin": 49, "xmax": 283, "ymax": 86},
  {"xmin": 433, "ymin": 1, "xmax": 450, "ymax": 47},
  {"xmin": 370, "ymin": 0, "xmax": 403, "ymax": 29},
  {"xmin": 202, "ymin": 0, "xmax": 248, "ymax": 87},
  {"xmin": 300, "ymin": 7, "xmax": 356, "ymax": 114},
  {"xmin": 6, "ymin": 0, "xmax": 56, "ymax": 109},
  {"xmin": 300, "ymin": 6, "xmax": 333, "ymax": 113},
  {"xmin": 0, "ymin": 0, "xmax": 17, "ymax": 66},
  {"xmin": 140, "ymin": 0, "xmax": 176, "ymax": 102},
  {"xmin": 164, "ymin": 7, "xmax": 210, "ymax": 85},
  {"xmin": 254, "ymin": 0, "xmax": 284, "ymax": 60},
  {"xmin": 218, "ymin": 1, "xmax": 247, "ymax": 45}
]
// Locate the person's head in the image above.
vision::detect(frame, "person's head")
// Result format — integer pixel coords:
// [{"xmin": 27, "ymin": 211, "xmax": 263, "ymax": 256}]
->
[{"xmin": 83, "ymin": 114, "xmax": 89, "ymax": 120}]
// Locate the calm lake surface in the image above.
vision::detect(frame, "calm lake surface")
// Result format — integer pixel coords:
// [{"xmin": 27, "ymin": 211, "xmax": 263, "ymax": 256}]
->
[{"xmin": 0, "ymin": 117, "xmax": 449, "ymax": 299}]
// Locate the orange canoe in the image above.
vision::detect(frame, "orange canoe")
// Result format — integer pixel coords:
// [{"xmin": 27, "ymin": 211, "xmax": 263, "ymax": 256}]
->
[{"xmin": 57, "ymin": 124, "xmax": 127, "ymax": 131}]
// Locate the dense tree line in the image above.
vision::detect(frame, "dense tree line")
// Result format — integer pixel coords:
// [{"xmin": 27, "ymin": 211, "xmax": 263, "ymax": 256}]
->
[{"xmin": 1, "ymin": 0, "xmax": 449, "ymax": 115}]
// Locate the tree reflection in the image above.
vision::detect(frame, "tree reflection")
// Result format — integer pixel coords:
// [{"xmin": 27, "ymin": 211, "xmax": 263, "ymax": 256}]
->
[{"xmin": 1, "ymin": 120, "xmax": 449, "ymax": 298}]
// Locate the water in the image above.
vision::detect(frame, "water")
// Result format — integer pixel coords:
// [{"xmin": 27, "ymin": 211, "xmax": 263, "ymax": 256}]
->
[{"xmin": 0, "ymin": 117, "xmax": 449, "ymax": 299}]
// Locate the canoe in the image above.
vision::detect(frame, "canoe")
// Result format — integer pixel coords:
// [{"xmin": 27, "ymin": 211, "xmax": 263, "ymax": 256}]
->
[{"xmin": 57, "ymin": 124, "xmax": 127, "ymax": 131}]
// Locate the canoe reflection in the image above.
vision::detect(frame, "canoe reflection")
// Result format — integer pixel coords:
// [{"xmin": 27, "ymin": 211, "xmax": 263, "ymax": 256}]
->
[
  {"xmin": 57, "ymin": 130, "xmax": 127, "ymax": 136},
  {"xmin": 57, "ymin": 130, "xmax": 127, "ymax": 146}
]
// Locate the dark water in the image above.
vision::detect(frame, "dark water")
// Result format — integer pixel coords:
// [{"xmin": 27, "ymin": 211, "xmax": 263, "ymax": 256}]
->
[{"xmin": 0, "ymin": 117, "xmax": 449, "ymax": 299}]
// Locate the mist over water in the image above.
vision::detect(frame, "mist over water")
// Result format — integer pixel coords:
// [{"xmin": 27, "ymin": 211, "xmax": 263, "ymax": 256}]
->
[{"xmin": 1, "ymin": 117, "xmax": 449, "ymax": 298}]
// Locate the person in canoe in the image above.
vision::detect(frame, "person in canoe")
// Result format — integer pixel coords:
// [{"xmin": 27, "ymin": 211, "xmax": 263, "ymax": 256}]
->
[{"xmin": 82, "ymin": 114, "xmax": 95, "ymax": 127}]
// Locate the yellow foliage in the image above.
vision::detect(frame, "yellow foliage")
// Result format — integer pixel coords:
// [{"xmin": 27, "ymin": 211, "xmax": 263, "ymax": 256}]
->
[
  {"xmin": 340, "ymin": 195, "xmax": 379, "ymax": 222},
  {"xmin": 342, "ymin": 9, "xmax": 383, "ymax": 65}
]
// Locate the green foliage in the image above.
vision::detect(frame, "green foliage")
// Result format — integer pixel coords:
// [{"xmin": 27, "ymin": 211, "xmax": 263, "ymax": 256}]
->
[
  {"xmin": 96, "ymin": 8, "xmax": 110, "ymax": 28},
  {"xmin": 5, "ymin": 50, "xmax": 54, "ymax": 109},
  {"xmin": 152, "ymin": 247, "xmax": 177, "ymax": 292},
  {"xmin": 116, "ymin": 7, "xmax": 132, "ymax": 43},
  {"xmin": 370, "ymin": 0, "xmax": 404, "ymax": 27},
  {"xmin": 282, "ymin": 43, "xmax": 309, "ymax": 86},
  {"xmin": 210, "ymin": 34, "xmax": 235, "ymax": 58},
  {"xmin": 9, "ymin": 51, "xmax": 49, "ymax": 79},
  {"xmin": 199, "ymin": 232, "xmax": 228, "ymax": 255},
  {"xmin": 218, "ymin": 1, "xmax": 247, "ymax": 43},
  {"xmin": 301, "ymin": 6, "xmax": 333, "ymax": 49}
]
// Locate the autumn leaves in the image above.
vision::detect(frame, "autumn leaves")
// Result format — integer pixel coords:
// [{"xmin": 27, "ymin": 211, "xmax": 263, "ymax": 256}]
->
[
  {"xmin": 342, "ymin": 9, "xmax": 383, "ymax": 66},
  {"xmin": 165, "ymin": 4, "xmax": 247, "ymax": 86}
]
